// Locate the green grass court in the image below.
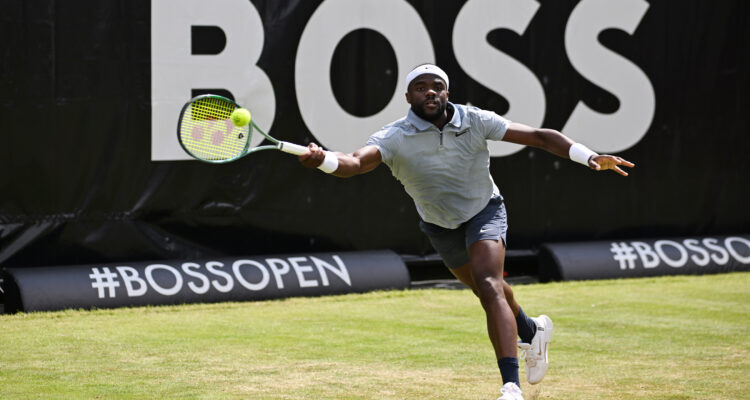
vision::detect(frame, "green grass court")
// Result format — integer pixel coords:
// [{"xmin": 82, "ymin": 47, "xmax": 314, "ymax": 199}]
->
[{"xmin": 1, "ymin": 272, "xmax": 748, "ymax": 399}]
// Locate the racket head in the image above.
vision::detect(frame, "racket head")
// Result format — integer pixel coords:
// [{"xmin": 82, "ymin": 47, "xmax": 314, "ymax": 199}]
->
[{"xmin": 177, "ymin": 94, "xmax": 252, "ymax": 163}]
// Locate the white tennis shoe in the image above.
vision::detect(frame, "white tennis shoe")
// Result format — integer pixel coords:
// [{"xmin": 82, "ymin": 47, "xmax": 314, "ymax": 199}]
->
[
  {"xmin": 497, "ymin": 382, "xmax": 524, "ymax": 400},
  {"xmin": 518, "ymin": 314, "xmax": 553, "ymax": 384}
]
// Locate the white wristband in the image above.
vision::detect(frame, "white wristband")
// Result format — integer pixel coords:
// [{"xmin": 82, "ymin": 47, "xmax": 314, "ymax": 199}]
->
[
  {"xmin": 569, "ymin": 143, "xmax": 597, "ymax": 166},
  {"xmin": 317, "ymin": 151, "xmax": 339, "ymax": 174}
]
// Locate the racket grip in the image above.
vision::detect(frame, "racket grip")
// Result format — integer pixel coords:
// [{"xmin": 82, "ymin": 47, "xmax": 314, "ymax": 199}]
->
[{"xmin": 278, "ymin": 141, "xmax": 308, "ymax": 156}]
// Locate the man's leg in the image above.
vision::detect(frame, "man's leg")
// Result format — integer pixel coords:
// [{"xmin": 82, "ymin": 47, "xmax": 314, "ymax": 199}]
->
[
  {"xmin": 448, "ymin": 256, "xmax": 535, "ymax": 344},
  {"xmin": 449, "ymin": 246, "xmax": 549, "ymax": 386},
  {"xmin": 466, "ymin": 239, "xmax": 519, "ymax": 386},
  {"xmin": 447, "ymin": 262, "xmax": 519, "ymax": 314}
]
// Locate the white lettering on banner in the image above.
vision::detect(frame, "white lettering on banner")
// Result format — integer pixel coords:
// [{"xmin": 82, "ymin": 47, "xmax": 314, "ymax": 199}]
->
[
  {"xmin": 653, "ymin": 240, "xmax": 688, "ymax": 268},
  {"xmin": 89, "ymin": 267, "xmax": 121, "ymax": 299},
  {"xmin": 703, "ymin": 238, "xmax": 730, "ymax": 264},
  {"xmin": 563, "ymin": 0, "xmax": 655, "ymax": 152},
  {"xmin": 233, "ymin": 260, "xmax": 270, "ymax": 291},
  {"xmin": 151, "ymin": 0, "xmax": 274, "ymax": 160},
  {"xmin": 453, "ymin": 0, "xmax": 544, "ymax": 157},
  {"xmin": 683, "ymin": 239, "xmax": 710, "ymax": 267},
  {"xmin": 725, "ymin": 237, "xmax": 750, "ymax": 264},
  {"xmin": 630, "ymin": 241, "xmax": 659, "ymax": 269},
  {"xmin": 609, "ymin": 237, "xmax": 750, "ymax": 270},
  {"xmin": 145, "ymin": 264, "xmax": 184, "ymax": 296},
  {"xmin": 288, "ymin": 257, "xmax": 318, "ymax": 288},
  {"xmin": 610, "ymin": 242, "xmax": 638, "ymax": 270},
  {"xmin": 87, "ymin": 256, "xmax": 352, "ymax": 299},
  {"xmin": 311, "ymin": 255, "xmax": 352, "ymax": 286},
  {"xmin": 295, "ymin": 0, "xmax": 434, "ymax": 153},
  {"xmin": 151, "ymin": 1, "xmax": 655, "ymax": 159},
  {"xmin": 206, "ymin": 261, "xmax": 234, "ymax": 293},
  {"xmin": 266, "ymin": 258, "xmax": 291, "ymax": 289},
  {"xmin": 116, "ymin": 266, "xmax": 148, "ymax": 297},
  {"xmin": 182, "ymin": 262, "xmax": 211, "ymax": 294}
]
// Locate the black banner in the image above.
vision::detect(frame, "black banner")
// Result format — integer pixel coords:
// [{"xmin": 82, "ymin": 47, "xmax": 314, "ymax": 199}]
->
[
  {"xmin": 1, "ymin": 250, "xmax": 409, "ymax": 313},
  {"xmin": 539, "ymin": 235, "xmax": 750, "ymax": 281},
  {"xmin": 1, "ymin": 1, "xmax": 748, "ymax": 271}
]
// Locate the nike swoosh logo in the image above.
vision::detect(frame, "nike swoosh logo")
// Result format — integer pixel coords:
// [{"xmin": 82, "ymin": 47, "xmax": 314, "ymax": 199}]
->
[
  {"xmin": 480, "ymin": 228, "xmax": 490, "ymax": 233},
  {"xmin": 455, "ymin": 129, "xmax": 469, "ymax": 137}
]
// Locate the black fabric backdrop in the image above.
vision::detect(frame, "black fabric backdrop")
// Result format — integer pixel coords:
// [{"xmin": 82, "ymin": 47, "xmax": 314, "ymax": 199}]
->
[{"xmin": 1, "ymin": 0, "xmax": 748, "ymax": 269}]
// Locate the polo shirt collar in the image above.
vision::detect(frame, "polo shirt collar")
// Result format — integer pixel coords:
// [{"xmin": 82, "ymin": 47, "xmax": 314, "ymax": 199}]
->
[{"xmin": 406, "ymin": 102, "xmax": 462, "ymax": 132}]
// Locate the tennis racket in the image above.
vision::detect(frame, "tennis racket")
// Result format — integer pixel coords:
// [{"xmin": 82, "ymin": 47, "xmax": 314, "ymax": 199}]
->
[{"xmin": 177, "ymin": 94, "xmax": 308, "ymax": 163}]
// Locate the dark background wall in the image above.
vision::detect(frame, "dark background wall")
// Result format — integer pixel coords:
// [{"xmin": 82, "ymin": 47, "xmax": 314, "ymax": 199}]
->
[{"xmin": 1, "ymin": 0, "xmax": 748, "ymax": 270}]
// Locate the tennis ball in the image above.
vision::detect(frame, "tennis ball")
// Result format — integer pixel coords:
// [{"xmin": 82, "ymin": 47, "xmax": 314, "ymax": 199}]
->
[{"xmin": 230, "ymin": 108, "xmax": 251, "ymax": 127}]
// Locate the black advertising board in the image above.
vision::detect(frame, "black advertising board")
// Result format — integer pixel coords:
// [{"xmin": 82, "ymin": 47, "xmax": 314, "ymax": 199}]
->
[
  {"xmin": 540, "ymin": 235, "xmax": 750, "ymax": 281},
  {"xmin": 2, "ymin": 250, "xmax": 409, "ymax": 313},
  {"xmin": 1, "ymin": 1, "xmax": 748, "ymax": 270}
]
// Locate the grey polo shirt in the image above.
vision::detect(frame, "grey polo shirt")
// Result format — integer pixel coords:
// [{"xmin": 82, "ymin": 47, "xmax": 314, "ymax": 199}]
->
[{"xmin": 366, "ymin": 102, "xmax": 511, "ymax": 229}]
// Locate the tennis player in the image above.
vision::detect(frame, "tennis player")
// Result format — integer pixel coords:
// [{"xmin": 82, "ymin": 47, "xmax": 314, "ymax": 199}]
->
[{"xmin": 299, "ymin": 64, "xmax": 634, "ymax": 400}]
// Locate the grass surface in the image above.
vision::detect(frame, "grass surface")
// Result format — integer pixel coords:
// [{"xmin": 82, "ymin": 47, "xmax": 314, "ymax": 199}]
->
[{"xmin": 1, "ymin": 272, "xmax": 748, "ymax": 399}]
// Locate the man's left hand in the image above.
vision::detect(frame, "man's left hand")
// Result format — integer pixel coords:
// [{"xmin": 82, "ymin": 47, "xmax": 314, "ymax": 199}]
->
[{"xmin": 589, "ymin": 155, "xmax": 635, "ymax": 176}]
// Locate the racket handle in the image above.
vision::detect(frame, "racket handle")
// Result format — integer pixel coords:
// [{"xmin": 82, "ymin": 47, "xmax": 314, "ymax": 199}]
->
[{"xmin": 278, "ymin": 141, "xmax": 308, "ymax": 156}]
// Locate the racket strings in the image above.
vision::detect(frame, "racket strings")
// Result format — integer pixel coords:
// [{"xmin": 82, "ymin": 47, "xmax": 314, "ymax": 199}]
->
[{"xmin": 179, "ymin": 97, "xmax": 250, "ymax": 161}]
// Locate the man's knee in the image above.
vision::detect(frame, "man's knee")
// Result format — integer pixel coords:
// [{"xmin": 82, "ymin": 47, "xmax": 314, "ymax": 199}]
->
[{"xmin": 474, "ymin": 274, "xmax": 507, "ymax": 308}]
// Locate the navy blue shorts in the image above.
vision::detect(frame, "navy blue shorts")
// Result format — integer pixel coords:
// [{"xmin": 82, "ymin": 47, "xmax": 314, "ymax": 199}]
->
[{"xmin": 418, "ymin": 196, "xmax": 508, "ymax": 269}]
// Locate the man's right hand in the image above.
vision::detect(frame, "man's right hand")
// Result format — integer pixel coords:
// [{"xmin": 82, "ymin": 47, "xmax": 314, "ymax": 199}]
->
[{"xmin": 298, "ymin": 142, "xmax": 326, "ymax": 169}]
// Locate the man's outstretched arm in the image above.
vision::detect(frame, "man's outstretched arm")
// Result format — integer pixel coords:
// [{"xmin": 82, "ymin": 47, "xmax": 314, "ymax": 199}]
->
[
  {"xmin": 502, "ymin": 122, "xmax": 635, "ymax": 176},
  {"xmin": 298, "ymin": 143, "xmax": 383, "ymax": 178}
]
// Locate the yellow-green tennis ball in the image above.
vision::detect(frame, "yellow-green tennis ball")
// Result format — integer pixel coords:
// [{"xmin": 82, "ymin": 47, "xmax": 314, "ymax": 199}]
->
[{"xmin": 231, "ymin": 108, "xmax": 251, "ymax": 127}]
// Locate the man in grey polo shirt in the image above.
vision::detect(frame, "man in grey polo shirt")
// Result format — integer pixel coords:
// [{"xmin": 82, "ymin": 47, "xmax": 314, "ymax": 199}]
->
[{"xmin": 300, "ymin": 64, "xmax": 634, "ymax": 400}]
